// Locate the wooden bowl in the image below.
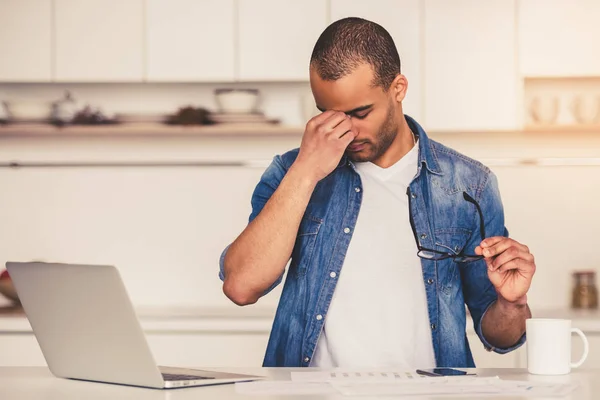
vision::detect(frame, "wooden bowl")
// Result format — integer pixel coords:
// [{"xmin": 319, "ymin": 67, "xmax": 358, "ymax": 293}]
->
[{"xmin": 0, "ymin": 279, "xmax": 19, "ymax": 303}]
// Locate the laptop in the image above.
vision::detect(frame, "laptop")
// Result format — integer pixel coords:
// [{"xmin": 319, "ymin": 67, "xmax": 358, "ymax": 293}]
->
[{"xmin": 6, "ymin": 261, "xmax": 265, "ymax": 389}]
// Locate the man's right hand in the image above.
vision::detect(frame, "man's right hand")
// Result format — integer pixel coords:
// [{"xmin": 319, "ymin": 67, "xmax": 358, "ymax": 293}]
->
[{"xmin": 293, "ymin": 111, "xmax": 358, "ymax": 183}]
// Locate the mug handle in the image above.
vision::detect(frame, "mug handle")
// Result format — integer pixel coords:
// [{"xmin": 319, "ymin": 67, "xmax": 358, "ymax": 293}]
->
[{"xmin": 571, "ymin": 328, "xmax": 589, "ymax": 368}]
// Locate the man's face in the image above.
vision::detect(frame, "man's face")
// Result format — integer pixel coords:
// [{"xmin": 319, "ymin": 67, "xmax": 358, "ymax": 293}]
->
[{"xmin": 310, "ymin": 63, "xmax": 399, "ymax": 163}]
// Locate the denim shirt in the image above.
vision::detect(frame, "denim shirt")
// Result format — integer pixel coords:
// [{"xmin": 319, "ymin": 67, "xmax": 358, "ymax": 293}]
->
[{"xmin": 219, "ymin": 116, "xmax": 526, "ymax": 367}]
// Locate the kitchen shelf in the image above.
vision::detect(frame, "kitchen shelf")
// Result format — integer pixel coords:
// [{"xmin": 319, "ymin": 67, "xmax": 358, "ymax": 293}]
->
[
  {"xmin": 0, "ymin": 123, "xmax": 304, "ymax": 138},
  {"xmin": 1, "ymin": 123, "xmax": 600, "ymax": 139}
]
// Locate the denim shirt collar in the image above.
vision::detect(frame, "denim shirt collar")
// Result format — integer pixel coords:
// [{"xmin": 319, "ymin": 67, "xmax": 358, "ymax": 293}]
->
[{"xmin": 337, "ymin": 114, "xmax": 443, "ymax": 176}]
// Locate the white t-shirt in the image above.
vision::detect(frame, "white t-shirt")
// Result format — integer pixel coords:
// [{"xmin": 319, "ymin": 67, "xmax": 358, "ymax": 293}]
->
[{"xmin": 311, "ymin": 141, "xmax": 436, "ymax": 368}]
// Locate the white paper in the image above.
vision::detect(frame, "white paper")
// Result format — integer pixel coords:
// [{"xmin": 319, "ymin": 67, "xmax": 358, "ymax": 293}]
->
[
  {"xmin": 291, "ymin": 370, "xmax": 437, "ymax": 382},
  {"xmin": 235, "ymin": 381, "xmax": 337, "ymax": 396},
  {"xmin": 332, "ymin": 378, "xmax": 578, "ymax": 397},
  {"xmin": 241, "ymin": 371, "xmax": 578, "ymax": 398},
  {"xmin": 492, "ymin": 380, "xmax": 579, "ymax": 397}
]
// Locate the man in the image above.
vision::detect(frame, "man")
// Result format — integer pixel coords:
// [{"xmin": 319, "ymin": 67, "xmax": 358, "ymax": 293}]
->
[{"xmin": 219, "ymin": 17, "xmax": 535, "ymax": 368}]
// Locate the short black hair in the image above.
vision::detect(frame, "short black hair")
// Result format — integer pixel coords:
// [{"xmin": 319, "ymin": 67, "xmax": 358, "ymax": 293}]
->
[{"xmin": 310, "ymin": 17, "xmax": 401, "ymax": 90}]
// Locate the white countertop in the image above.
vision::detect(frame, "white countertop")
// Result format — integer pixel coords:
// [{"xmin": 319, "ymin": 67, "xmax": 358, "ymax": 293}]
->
[
  {"xmin": 2, "ymin": 305, "xmax": 600, "ymax": 334},
  {"xmin": 0, "ymin": 305, "xmax": 276, "ymax": 334},
  {"xmin": 0, "ymin": 367, "xmax": 596, "ymax": 399}
]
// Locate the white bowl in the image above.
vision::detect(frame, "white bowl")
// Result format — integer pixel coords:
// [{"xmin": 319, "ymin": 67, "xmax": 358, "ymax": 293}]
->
[
  {"xmin": 7, "ymin": 101, "xmax": 53, "ymax": 122},
  {"xmin": 215, "ymin": 89, "xmax": 259, "ymax": 114}
]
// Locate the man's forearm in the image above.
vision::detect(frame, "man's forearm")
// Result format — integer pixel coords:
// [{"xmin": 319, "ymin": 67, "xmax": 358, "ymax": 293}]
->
[
  {"xmin": 223, "ymin": 162, "xmax": 317, "ymax": 305},
  {"xmin": 481, "ymin": 295, "xmax": 531, "ymax": 349}
]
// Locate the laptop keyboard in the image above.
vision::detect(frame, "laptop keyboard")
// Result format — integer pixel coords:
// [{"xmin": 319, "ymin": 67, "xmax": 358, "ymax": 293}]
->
[{"xmin": 162, "ymin": 373, "xmax": 215, "ymax": 381}]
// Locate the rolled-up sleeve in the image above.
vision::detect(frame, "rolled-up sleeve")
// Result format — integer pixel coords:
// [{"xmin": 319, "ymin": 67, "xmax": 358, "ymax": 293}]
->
[
  {"xmin": 218, "ymin": 155, "xmax": 288, "ymax": 294},
  {"xmin": 460, "ymin": 171, "xmax": 526, "ymax": 354}
]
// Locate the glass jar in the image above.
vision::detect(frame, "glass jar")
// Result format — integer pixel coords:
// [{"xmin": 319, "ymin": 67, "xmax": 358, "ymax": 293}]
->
[{"xmin": 571, "ymin": 271, "xmax": 598, "ymax": 309}]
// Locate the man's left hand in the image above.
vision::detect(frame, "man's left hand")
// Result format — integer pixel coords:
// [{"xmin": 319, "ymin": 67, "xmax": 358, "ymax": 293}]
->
[{"xmin": 475, "ymin": 237, "xmax": 536, "ymax": 303}]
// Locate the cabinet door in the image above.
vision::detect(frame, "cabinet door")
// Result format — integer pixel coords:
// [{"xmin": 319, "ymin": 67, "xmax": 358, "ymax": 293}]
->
[
  {"xmin": 0, "ymin": 166, "xmax": 268, "ymax": 308},
  {"xmin": 146, "ymin": 0, "xmax": 235, "ymax": 82},
  {"xmin": 330, "ymin": 0, "xmax": 422, "ymax": 122},
  {"xmin": 0, "ymin": 334, "xmax": 45, "ymax": 366},
  {"xmin": 519, "ymin": 0, "xmax": 600, "ymax": 77},
  {"xmin": 237, "ymin": 0, "xmax": 327, "ymax": 81},
  {"xmin": 147, "ymin": 333, "xmax": 270, "ymax": 367},
  {"xmin": 424, "ymin": 0, "xmax": 518, "ymax": 131},
  {"xmin": 468, "ymin": 333, "xmax": 521, "ymax": 368},
  {"xmin": 54, "ymin": 0, "xmax": 144, "ymax": 81},
  {"xmin": 0, "ymin": 0, "xmax": 52, "ymax": 82}
]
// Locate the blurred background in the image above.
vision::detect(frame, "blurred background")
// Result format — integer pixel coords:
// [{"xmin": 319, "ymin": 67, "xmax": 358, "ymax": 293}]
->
[{"xmin": 0, "ymin": 0, "xmax": 599, "ymax": 370}]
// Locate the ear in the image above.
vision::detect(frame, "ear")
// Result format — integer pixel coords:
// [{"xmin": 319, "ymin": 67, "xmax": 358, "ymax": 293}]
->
[{"xmin": 390, "ymin": 74, "xmax": 408, "ymax": 103}]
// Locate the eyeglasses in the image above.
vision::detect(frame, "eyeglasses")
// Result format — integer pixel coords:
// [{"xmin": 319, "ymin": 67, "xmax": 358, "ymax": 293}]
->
[{"xmin": 407, "ymin": 189, "xmax": 485, "ymax": 263}]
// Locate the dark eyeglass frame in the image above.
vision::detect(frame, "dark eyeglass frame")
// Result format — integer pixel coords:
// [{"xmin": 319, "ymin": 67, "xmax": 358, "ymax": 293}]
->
[{"xmin": 407, "ymin": 189, "xmax": 485, "ymax": 263}]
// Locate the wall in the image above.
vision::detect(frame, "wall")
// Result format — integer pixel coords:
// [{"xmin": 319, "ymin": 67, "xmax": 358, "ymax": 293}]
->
[{"xmin": 0, "ymin": 131, "xmax": 598, "ymax": 313}]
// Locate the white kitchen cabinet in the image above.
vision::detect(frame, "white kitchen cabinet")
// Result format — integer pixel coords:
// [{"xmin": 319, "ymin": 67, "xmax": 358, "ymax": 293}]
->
[
  {"xmin": 0, "ymin": 335, "xmax": 45, "ymax": 366},
  {"xmin": 0, "ymin": 0, "xmax": 52, "ymax": 82},
  {"xmin": 147, "ymin": 333, "xmax": 269, "ymax": 367},
  {"xmin": 424, "ymin": 0, "xmax": 518, "ymax": 131},
  {"xmin": 237, "ymin": 0, "xmax": 328, "ymax": 81},
  {"xmin": 0, "ymin": 166, "xmax": 266, "ymax": 307},
  {"xmin": 468, "ymin": 333, "xmax": 523, "ymax": 368},
  {"xmin": 330, "ymin": 0, "xmax": 423, "ymax": 122},
  {"xmin": 519, "ymin": 0, "xmax": 600, "ymax": 77},
  {"xmin": 0, "ymin": 331, "xmax": 269, "ymax": 367},
  {"xmin": 146, "ymin": 0, "xmax": 235, "ymax": 82},
  {"xmin": 54, "ymin": 0, "xmax": 144, "ymax": 81}
]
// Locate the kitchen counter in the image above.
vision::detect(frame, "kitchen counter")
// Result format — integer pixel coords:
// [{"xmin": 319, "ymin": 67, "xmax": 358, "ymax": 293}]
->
[
  {"xmin": 0, "ymin": 305, "xmax": 275, "ymax": 334},
  {"xmin": 2, "ymin": 304, "xmax": 600, "ymax": 334},
  {"xmin": 0, "ymin": 367, "xmax": 597, "ymax": 399}
]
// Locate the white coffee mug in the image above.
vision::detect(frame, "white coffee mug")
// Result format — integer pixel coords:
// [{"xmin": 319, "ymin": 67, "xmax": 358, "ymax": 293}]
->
[{"xmin": 526, "ymin": 318, "xmax": 589, "ymax": 375}]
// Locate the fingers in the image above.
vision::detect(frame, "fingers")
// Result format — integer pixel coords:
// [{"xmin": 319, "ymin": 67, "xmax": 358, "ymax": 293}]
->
[
  {"xmin": 306, "ymin": 110, "xmax": 356, "ymax": 145},
  {"xmin": 480, "ymin": 237, "xmax": 528, "ymax": 258},
  {"xmin": 321, "ymin": 112, "xmax": 349, "ymax": 132},
  {"xmin": 479, "ymin": 236, "xmax": 504, "ymax": 249},
  {"xmin": 340, "ymin": 128, "xmax": 358, "ymax": 146},
  {"xmin": 494, "ymin": 258, "xmax": 535, "ymax": 275},
  {"xmin": 330, "ymin": 118, "xmax": 353, "ymax": 138},
  {"xmin": 489, "ymin": 245, "xmax": 534, "ymax": 271},
  {"xmin": 308, "ymin": 110, "xmax": 336, "ymax": 126}
]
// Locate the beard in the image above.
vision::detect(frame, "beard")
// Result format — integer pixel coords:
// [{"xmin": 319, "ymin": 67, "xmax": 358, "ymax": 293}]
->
[{"xmin": 346, "ymin": 101, "xmax": 398, "ymax": 163}]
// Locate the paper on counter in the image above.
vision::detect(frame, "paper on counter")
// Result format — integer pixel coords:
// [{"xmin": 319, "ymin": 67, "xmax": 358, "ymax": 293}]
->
[
  {"xmin": 235, "ymin": 381, "xmax": 337, "ymax": 396},
  {"xmin": 332, "ymin": 378, "xmax": 578, "ymax": 397},
  {"xmin": 493, "ymin": 380, "xmax": 579, "ymax": 397},
  {"xmin": 291, "ymin": 370, "xmax": 437, "ymax": 382}
]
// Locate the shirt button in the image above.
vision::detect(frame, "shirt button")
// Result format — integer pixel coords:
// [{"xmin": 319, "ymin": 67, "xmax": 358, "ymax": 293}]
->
[
  {"xmin": 330, "ymin": 272, "xmax": 337, "ymax": 278},
  {"xmin": 420, "ymin": 233, "xmax": 427, "ymax": 239},
  {"xmin": 431, "ymin": 323, "xmax": 437, "ymax": 331},
  {"xmin": 344, "ymin": 227, "xmax": 351, "ymax": 234},
  {"xmin": 427, "ymin": 278, "xmax": 434, "ymax": 285},
  {"xmin": 355, "ymin": 187, "xmax": 361, "ymax": 193},
  {"xmin": 304, "ymin": 357, "xmax": 310, "ymax": 363},
  {"xmin": 411, "ymin": 192, "xmax": 417, "ymax": 199},
  {"xmin": 316, "ymin": 315, "xmax": 323, "ymax": 321}
]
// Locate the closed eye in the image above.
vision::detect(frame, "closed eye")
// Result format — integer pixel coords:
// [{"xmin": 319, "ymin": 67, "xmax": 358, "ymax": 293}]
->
[{"xmin": 351, "ymin": 112, "xmax": 371, "ymax": 120}]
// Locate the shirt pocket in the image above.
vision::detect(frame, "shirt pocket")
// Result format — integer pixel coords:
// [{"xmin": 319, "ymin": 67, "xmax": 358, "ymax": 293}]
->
[
  {"xmin": 290, "ymin": 215, "xmax": 323, "ymax": 278},
  {"xmin": 434, "ymin": 228, "xmax": 472, "ymax": 293}
]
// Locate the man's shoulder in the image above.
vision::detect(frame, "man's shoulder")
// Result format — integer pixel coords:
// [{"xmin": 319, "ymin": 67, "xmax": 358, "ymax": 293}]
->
[
  {"xmin": 276, "ymin": 148, "xmax": 301, "ymax": 170},
  {"xmin": 429, "ymin": 139, "xmax": 491, "ymax": 178},
  {"xmin": 427, "ymin": 139, "xmax": 497, "ymax": 194}
]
